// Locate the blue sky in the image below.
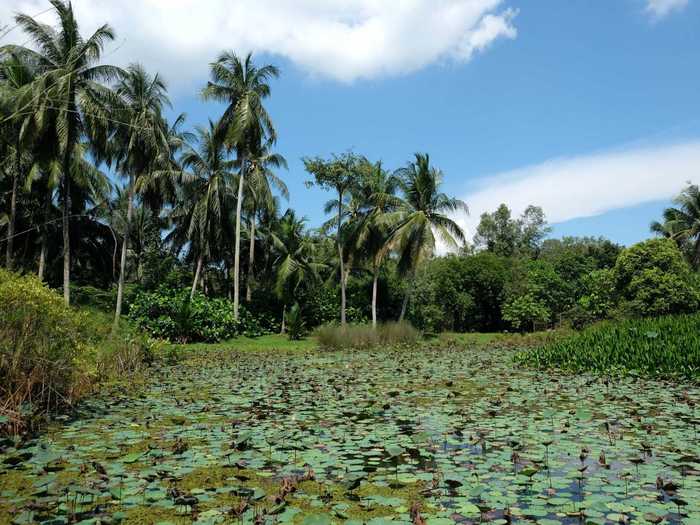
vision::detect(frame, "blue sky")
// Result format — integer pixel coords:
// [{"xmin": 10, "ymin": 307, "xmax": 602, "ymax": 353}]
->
[{"xmin": 3, "ymin": 0, "xmax": 699, "ymax": 246}]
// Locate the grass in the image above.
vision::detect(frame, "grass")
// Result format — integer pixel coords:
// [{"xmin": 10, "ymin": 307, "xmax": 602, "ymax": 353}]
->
[{"xmin": 316, "ymin": 321, "xmax": 421, "ymax": 350}]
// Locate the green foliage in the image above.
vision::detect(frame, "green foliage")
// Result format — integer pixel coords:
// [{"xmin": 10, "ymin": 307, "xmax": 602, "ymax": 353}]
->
[
  {"xmin": 0, "ymin": 270, "xmax": 153, "ymax": 434},
  {"xmin": 516, "ymin": 313, "xmax": 700, "ymax": 378},
  {"xmin": 128, "ymin": 286, "xmax": 267, "ymax": 342},
  {"xmin": 316, "ymin": 321, "xmax": 420, "ymax": 351},
  {"xmin": 474, "ymin": 204, "xmax": 551, "ymax": 257},
  {"xmin": 285, "ymin": 303, "xmax": 306, "ymax": 340},
  {"xmin": 614, "ymin": 238, "xmax": 700, "ymax": 317},
  {"xmin": 502, "ymin": 294, "xmax": 550, "ymax": 332}
]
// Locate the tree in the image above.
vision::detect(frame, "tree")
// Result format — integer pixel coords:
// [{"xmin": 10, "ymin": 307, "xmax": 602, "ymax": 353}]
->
[
  {"xmin": 245, "ymin": 142, "xmax": 287, "ymax": 302},
  {"xmin": 109, "ymin": 64, "xmax": 171, "ymax": 327},
  {"xmin": 389, "ymin": 153, "xmax": 468, "ymax": 321},
  {"xmin": 202, "ymin": 51, "xmax": 279, "ymax": 319},
  {"xmin": 5, "ymin": 0, "xmax": 122, "ymax": 304},
  {"xmin": 474, "ymin": 204, "xmax": 550, "ymax": 257},
  {"xmin": 168, "ymin": 121, "xmax": 235, "ymax": 299},
  {"xmin": 304, "ymin": 152, "xmax": 364, "ymax": 324},
  {"xmin": 0, "ymin": 51, "xmax": 37, "ymax": 271},
  {"xmin": 651, "ymin": 184, "xmax": 700, "ymax": 268},
  {"xmin": 270, "ymin": 209, "xmax": 322, "ymax": 333},
  {"xmin": 614, "ymin": 238, "xmax": 700, "ymax": 317}
]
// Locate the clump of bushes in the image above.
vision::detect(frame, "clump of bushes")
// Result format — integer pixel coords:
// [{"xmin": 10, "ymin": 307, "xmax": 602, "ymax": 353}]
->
[
  {"xmin": 0, "ymin": 270, "xmax": 155, "ymax": 434},
  {"xmin": 128, "ymin": 286, "xmax": 268, "ymax": 343},
  {"xmin": 515, "ymin": 313, "xmax": 700, "ymax": 379},
  {"xmin": 316, "ymin": 321, "xmax": 420, "ymax": 351}
]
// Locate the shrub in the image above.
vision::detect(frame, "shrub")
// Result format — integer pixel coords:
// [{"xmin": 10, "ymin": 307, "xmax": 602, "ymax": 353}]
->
[
  {"xmin": 515, "ymin": 313, "xmax": 700, "ymax": 379},
  {"xmin": 316, "ymin": 321, "xmax": 420, "ymax": 351},
  {"xmin": 502, "ymin": 294, "xmax": 550, "ymax": 332},
  {"xmin": 128, "ymin": 286, "xmax": 267, "ymax": 342},
  {"xmin": 0, "ymin": 270, "xmax": 94, "ymax": 432},
  {"xmin": 286, "ymin": 303, "xmax": 306, "ymax": 341}
]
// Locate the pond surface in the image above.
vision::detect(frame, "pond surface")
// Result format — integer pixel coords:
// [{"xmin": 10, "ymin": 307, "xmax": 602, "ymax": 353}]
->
[{"xmin": 1, "ymin": 344, "xmax": 699, "ymax": 524}]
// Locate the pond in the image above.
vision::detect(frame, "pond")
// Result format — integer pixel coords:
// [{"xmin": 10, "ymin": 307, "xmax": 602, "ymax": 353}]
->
[{"xmin": 1, "ymin": 344, "xmax": 699, "ymax": 524}]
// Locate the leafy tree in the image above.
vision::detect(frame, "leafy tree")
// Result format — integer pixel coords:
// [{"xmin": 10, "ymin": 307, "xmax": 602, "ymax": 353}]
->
[
  {"xmin": 202, "ymin": 51, "xmax": 279, "ymax": 319},
  {"xmin": 502, "ymin": 294, "xmax": 550, "ymax": 332},
  {"xmin": 4, "ymin": 0, "xmax": 123, "ymax": 304},
  {"xmin": 474, "ymin": 204, "xmax": 550, "ymax": 257},
  {"xmin": 614, "ymin": 238, "xmax": 700, "ymax": 317},
  {"xmin": 389, "ymin": 153, "xmax": 468, "ymax": 320}
]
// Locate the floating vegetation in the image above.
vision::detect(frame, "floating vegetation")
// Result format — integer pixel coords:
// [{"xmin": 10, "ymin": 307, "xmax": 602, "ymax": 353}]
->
[
  {"xmin": 1, "ymin": 344, "xmax": 699, "ymax": 524},
  {"xmin": 516, "ymin": 313, "xmax": 700, "ymax": 379}
]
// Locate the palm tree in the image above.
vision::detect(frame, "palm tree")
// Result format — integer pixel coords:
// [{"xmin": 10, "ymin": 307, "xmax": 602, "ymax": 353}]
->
[
  {"xmin": 0, "ymin": 52, "xmax": 37, "ymax": 270},
  {"xmin": 651, "ymin": 183, "xmax": 700, "ymax": 268},
  {"xmin": 245, "ymin": 142, "xmax": 288, "ymax": 302},
  {"xmin": 109, "ymin": 64, "xmax": 171, "ymax": 327},
  {"xmin": 202, "ymin": 51, "xmax": 279, "ymax": 319},
  {"xmin": 389, "ymin": 153, "xmax": 468, "ymax": 321},
  {"xmin": 169, "ymin": 121, "xmax": 235, "ymax": 298},
  {"xmin": 346, "ymin": 160, "xmax": 402, "ymax": 326},
  {"xmin": 4, "ymin": 0, "xmax": 123, "ymax": 304},
  {"xmin": 271, "ymin": 209, "xmax": 322, "ymax": 333}
]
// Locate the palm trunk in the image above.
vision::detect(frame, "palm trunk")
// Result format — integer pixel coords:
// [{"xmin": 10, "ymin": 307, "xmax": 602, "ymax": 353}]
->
[
  {"xmin": 280, "ymin": 304, "xmax": 286, "ymax": 334},
  {"xmin": 62, "ymin": 168, "xmax": 71, "ymax": 305},
  {"xmin": 337, "ymin": 190, "xmax": 346, "ymax": 325},
  {"xmin": 233, "ymin": 158, "xmax": 246, "ymax": 319},
  {"xmin": 398, "ymin": 274, "xmax": 413, "ymax": 322},
  {"xmin": 5, "ymin": 145, "xmax": 20, "ymax": 270},
  {"xmin": 113, "ymin": 176, "xmax": 135, "ymax": 328},
  {"xmin": 37, "ymin": 193, "xmax": 50, "ymax": 281},
  {"xmin": 246, "ymin": 205, "xmax": 256, "ymax": 303},
  {"xmin": 372, "ymin": 268, "xmax": 379, "ymax": 327},
  {"xmin": 191, "ymin": 255, "xmax": 203, "ymax": 299}
]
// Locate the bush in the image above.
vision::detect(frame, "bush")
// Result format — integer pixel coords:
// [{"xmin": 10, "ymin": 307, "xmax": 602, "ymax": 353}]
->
[
  {"xmin": 0, "ymin": 270, "xmax": 94, "ymax": 432},
  {"xmin": 128, "ymin": 286, "xmax": 267, "ymax": 342},
  {"xmin": 316, "ymin": 321, "xmax": 420, "ymax": 351},
  {"xmin": 286, "ymin": 303, "xmax": 306, "ymax": 341},
  {"xmin": 515, "ymin": 313, "xmax": 700, "ymax": 379},
  {"xmin": 502, "ymin": 294, "xmax": 550, "ymax": 332}
]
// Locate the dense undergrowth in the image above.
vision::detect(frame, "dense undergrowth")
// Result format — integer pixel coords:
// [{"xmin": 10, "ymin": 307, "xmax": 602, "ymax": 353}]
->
[
  {"xmin": 516, "ymin": 312, "xmax": 700, "ymax": 379},
  {"xmin": 0, "ymin": 270, "xmax": 157, "ymax": 435}
]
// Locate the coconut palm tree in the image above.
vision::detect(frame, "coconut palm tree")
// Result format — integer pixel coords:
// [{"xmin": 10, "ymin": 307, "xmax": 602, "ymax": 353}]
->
[
  {"xmin": 245, "ymin": 142, "xmax": 288, "ymax": 301},
  {"xmin": 346, "ymin": 161, "xmax": 402, "ymax": 326},
  {"xmin": 202, "ymin": 51, "xmax": 279, "ymax": 319},
  {"xmin": 4, "ymin": 0, "xmax": 123, "ymax": 304},
  {"xmin": 389, "ymin": 153, "xmax": 468, "ymax": 321},
  {"xmin": 271, "ymin": 209, "xmax": 322, "ymax": 333},
  {"xmin": 108, "ymin": 63, "xmax": 171, "ymax": 327},
  {"xmin": 651, "ymin": 183, "xmax": 700, "ymax": 268},
  {"xmin": 0, "ymin": 51, "xmax": 37, "ymax": 270},
  {"xmin": 169, "ymin": 121, "xmax": 235, "ymax": 298}
]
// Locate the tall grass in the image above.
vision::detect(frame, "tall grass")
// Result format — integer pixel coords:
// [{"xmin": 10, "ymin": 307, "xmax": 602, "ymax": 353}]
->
[
  {"xmin": 515, "ymin": 313, "xmax": 700, "ymax": 379},
  {"xmin": 316, "ymin": 321, "xmax": 420, "ymax": 350}
]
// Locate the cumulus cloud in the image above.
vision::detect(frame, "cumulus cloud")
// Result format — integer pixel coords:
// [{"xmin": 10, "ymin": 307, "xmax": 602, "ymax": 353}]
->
[
  {"xmin": 452, "ymin": 140, "xmax": 700, "ymax": 243},
  {"xmin": 645, "ymin": 0, "xmax": 689, "ymax": 18},
  {"xmin": 0, "ymin": 0, "xmax": 517, "ymax": 89}
]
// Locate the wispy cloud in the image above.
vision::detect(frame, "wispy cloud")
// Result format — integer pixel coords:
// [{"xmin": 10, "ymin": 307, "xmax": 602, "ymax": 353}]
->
[
  {"xmin": 451, "ymin": 140, "xmax": 700, "ymax": 242},
  {"xmin": 645, "ymin": 0, "xmax": 689, "ymax": 19},
  {"xmin": 0, "ymin": 0, "xmax": 517, "ymax": 89}
]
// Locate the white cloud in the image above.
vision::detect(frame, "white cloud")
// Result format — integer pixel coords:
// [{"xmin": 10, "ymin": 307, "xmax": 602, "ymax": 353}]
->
[
  {"xmin": 452, "ymin": 140, "xmax": 700, "ymax": 243},
  {"xmin": 0, "ymin": 0, "xmax": 517, "ymax": 90},
  {"xmin": 645, "ymin": 0, "xmax": 689, "ymax": 18}
]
